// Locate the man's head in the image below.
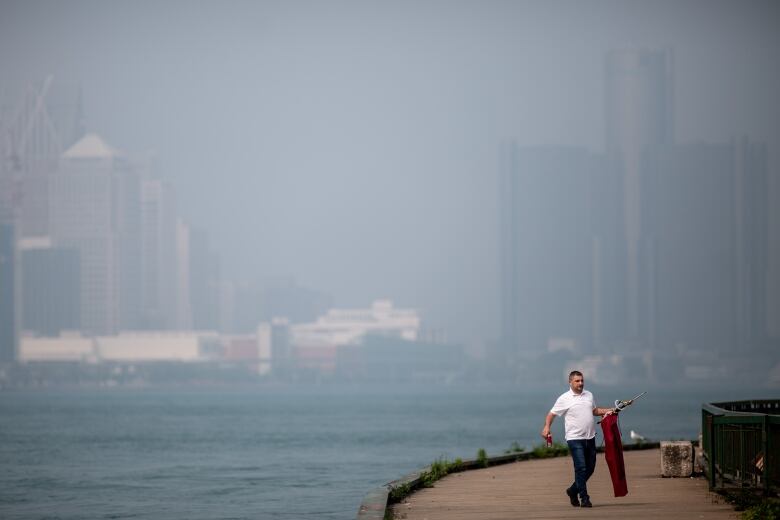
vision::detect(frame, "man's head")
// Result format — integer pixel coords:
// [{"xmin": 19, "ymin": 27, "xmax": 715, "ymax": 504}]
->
[{"xmin": 568, "ymin": 370, "xmax": 584, "ymax": 394}]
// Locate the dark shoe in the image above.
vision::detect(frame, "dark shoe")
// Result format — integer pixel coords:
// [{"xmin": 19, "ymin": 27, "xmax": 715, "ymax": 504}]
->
[
  {"xmin": 580, "ymin": 499, "xmax": 593, "ymax": 508},
  {"xmin": 566, "ymin": 488, "xmax": 579, "ymax": 507}
]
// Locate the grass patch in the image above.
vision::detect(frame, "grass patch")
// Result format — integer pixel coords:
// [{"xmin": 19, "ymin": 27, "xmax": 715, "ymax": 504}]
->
[
  {"xmin": 719, "ymin": 489, "xmax": 780, "ymax": 519},
  {"xmin": 504, "ymin": 441, "xmax": 525, "ymax": 454},
  {"xmin": 531, "ymin": 441, "xmax": 569, "ymax": 458},
  {"xmin": 743, "ymin": 501, "xmax": 780, "ymax": 520},
  {"xmin": 388, "ymin": 456, "xmax": 466, "ymax": 504},
  {"xmin": 420, "ymin": 456, "xmax": 464, "ymax": 487},
  {"xmin": 476, "ymin": 448, "xmax": 488, "ymax": 468},
  {"xmin": 389, "ymin": 442, "xmax": 571, "ymax": 508},
  {"xmin": 388, "ymin": 482, "xmax": 413, "ymax": 502}
]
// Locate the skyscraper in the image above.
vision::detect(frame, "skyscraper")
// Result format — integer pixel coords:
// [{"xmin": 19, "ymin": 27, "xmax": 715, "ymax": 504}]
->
[
  {"xmin": 175, "ymin": 218, "xmax": 193, "ymax": 330},
  {"xmin": 21, "ymin": 238, "xmax": 80, "ymax": 336},
  {"xmin": 605, "ymin": 49, "xmax": 674, "ymax": 340},
  {"xmin": 499, "ymin": 143, "xmax": 622, "ymax": 363},
  {"xmin": 0, "ymin": 223, "xmax": 15, "ymax": 362},
  {"xmin": 639, "ymin": 139, "xmax": 768, "ymax": 354},
  {"xmin": 189, "ymin": 227, "xmax": 221, "ymax": 331},
  {"xmin": 140, "ymin": 176, "xmax": 179, "ymax": 329},
  {"xmin": 49, "ymin": 133, "xmax": 142, "ymax": 335},
  {"xmin": 498, "ymin": 48, "xmax": 771, "ymax": 384}
]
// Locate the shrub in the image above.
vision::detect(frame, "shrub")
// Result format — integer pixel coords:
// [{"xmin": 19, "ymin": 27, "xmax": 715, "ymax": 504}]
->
[
  {"xmin": 389, "ymin": 482, "xmax": 412, "ymax": 502},
  {"xmin": 420, "ymin": 456, "xmax": 466, "ymax": 488},
  {"xmin": 743, "ymin": 501, "xmax": 780, "ymax": 520},
  {"xmin": 531, "ymin": 442, "xmax": 569, "ymax": 458},
  {"xmin": 504, "ymin": 441, "xmax": 525, "ymax": 454},
  {"xmin": 476, "ymin": 448, "xmax": 488, "ymax": 468}
]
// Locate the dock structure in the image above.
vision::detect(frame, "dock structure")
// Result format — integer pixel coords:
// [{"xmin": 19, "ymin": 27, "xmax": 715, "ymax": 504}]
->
[{"xmin": 390, "ymin": 449, "xmax": 736, "ymax": 519}]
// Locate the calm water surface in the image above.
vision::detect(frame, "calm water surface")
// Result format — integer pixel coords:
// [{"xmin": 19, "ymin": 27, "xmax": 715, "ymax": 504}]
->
[{"xmin": 0, "ymin": 383, "xmax": 766, "ymax": 519}]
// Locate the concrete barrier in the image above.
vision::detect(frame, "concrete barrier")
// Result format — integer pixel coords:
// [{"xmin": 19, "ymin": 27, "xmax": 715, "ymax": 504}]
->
[{"xmin": 661, "ymin": 440, "xmax": 693, "ymax": 477}]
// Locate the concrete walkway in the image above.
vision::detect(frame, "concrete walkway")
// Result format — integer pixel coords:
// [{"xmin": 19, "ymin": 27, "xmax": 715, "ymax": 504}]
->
[{"xmin": 390, "ymin": 449, "xmax": 737, "ymax": 519}]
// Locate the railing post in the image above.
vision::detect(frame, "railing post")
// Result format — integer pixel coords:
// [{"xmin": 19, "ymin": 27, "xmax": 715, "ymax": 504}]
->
[
  {"xmin": 764, "ymin": 414, "xmax": 770, "ymax": 495},
  {"xmin": 709, "ymin": 416, "xmax": 717, "ymax": 489},
  {"xmin": 703, "ymin": 400, "xmax": 780, "ymax": 492}
]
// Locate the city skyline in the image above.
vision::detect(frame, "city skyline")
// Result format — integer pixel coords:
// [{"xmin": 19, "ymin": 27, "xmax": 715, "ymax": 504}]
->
[
  {"xmin": 3, "ymin": 5, "xmax": 780, "ymax": 519},
  {"xmin": 1, "ymin": 0, "xmax": 778, "ymax": 348}
]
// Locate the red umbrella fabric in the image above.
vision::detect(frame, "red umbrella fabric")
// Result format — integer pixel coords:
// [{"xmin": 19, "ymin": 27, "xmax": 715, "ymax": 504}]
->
[{"xmin": 600, "ymin": 413, "xmax": 628, "ymax": 497}]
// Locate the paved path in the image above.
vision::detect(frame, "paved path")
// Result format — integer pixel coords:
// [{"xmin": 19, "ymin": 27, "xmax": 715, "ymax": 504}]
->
[{"xmin": 391, "ymin": 449, "xmax": 737, "ymax": 519}]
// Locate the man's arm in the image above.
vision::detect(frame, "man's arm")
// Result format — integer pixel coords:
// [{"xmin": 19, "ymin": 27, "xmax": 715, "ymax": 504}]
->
[
  {"xmin": 541, "ymin": 412, "xmax": 556, "ymax": 439},
  {"xmin": 593, "ymin": 407, "xmax": 615, "ymax": 417}
]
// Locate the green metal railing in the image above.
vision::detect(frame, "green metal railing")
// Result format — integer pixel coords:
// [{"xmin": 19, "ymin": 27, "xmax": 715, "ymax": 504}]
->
[{"xmin": 702, "ymin": 399, "xmax": 780, "ymax": 493}]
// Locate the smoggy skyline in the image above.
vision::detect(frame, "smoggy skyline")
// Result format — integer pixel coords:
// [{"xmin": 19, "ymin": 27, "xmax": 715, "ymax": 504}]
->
[{"xmin": 1, "ymin": 0, "xmax": 778, "ymax": 344}]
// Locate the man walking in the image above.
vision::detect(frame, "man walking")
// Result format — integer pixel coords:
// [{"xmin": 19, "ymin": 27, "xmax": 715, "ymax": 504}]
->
[{"xmin": 541, "ymin": 370, "xmax": 614, "ymax": 508}]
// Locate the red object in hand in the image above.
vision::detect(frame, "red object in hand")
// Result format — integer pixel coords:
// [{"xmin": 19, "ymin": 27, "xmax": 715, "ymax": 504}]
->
[
  {"xmin": 600, "ymin": 413, "xmax": 628, "ymax": 497},
  {"xmin": 546, "ymin": 434, "xmax": 552, "ymax": 447}
]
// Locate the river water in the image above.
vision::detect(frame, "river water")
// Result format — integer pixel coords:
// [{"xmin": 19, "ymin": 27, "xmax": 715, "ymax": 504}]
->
[{"xmin": 0, "ymin": 383, "xmax": 768, "ymax": 519}]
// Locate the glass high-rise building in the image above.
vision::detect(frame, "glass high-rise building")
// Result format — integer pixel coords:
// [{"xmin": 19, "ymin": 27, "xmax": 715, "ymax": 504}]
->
[
  {"xmin": 0, "ymin": 224, "xmax": 15, "ymax": 362},
  {"xmin": 498, "ymin": 49, "xmax": 770, "ymax": 382},
  {"xmin": 498, "ymin": 143, "xmax": 622, "ymax": 363},
  {"xmin": 21, "ymin": 243, "xmax": 81, "ymax": 336},
  {"xmin": 639, "ymin": 139, "xmax": 768, "ymax": 354},
  {"xmin": 605, "ymin": 48, "xmax": 674, "ymax": 339},
  {"xmin": 49, "ymin": 133, "xmax": 142, "ymax": 335}
]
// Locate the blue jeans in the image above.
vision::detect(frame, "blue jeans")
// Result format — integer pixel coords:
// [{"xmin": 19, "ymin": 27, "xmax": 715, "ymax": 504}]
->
[{"xmin": 567, "ymin": 438, "xmax": 596, "ymax": 501}]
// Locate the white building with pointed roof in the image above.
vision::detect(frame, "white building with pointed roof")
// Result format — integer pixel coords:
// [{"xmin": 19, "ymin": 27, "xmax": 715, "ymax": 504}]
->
[
  {"xmin": 61, "ymin": 132, "xmax": 121, "ymax": 160},
  {"xmin": 49, "ymin": 133, "xmax": 142, "ymax": 335}
]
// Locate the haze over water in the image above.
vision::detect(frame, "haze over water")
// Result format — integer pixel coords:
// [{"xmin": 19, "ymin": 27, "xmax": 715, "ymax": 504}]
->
[
  {"xmin": 0, "ymin": 382, "xmax": 762, "ymax": 519},
  {"xmin": 2, "ymin": 0, "xmax": 777, "ymax": 343},
  {"xmin": 1, "ymin": 1, "xmax": 779, "ymax": 518}
]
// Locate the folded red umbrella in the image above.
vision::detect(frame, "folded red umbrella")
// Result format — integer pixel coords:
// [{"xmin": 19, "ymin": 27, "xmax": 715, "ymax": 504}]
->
[{"xmin": 600, "ymin": 413, "xmax": 628, "ymax": 497}]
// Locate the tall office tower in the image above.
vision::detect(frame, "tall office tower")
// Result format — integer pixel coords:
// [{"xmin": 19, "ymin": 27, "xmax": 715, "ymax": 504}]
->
[
  {"xmin": 0, "ymin": 93, "xmax": 17, "ymax": 362},
  {"xmin": 0, "ymin": 117, "xmax": 18, "ymax": 226},
  {"xmin": 499, "ymin": 143, "xmax": 622, "ymax": 364},
  {"xmin": 116, "ymin": 161, "xmax": 143, "ymax": 332},
  {"xmin": 20, "ymin": 238, "xmax": 80, "ymax": 336},
  {"xmin": 769, "ymin": 172, "xmax": 780, "ymax": 342},
  {"xmin": 639, "ymin": 139, "xmax": 767, "ymax": 354},
  {"xmin": 189, "ymin": 227, "xmax": 221, "ymax": 331},
  {"xmin": 50, "ymin": 133, "xmax": 142, "ymax": 335},
  {"xmin": 140, "ymin": 176, "xmax": 178, "ymax": 329},
  {"xmin": 0, "ymin": 224, "xmax": 15, "ymax": 362},
  {"xmin": 605, "ymin": 49, "xmax": 674, "ymax": 339},
  {"xmin": 175, "ymin": 218, "xmax": 193, "ymax": 330}
]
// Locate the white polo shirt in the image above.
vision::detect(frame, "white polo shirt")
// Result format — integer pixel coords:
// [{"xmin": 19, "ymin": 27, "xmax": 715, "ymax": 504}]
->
[{"xmin": 550, "ymin": 389, "xmax": 597, "ymax": 441}]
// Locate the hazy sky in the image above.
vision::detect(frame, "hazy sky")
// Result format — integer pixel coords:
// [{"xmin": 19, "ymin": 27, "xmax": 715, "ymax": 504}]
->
[{"xmin": 1, "ymin": 0, "xmax": 778, "ymax": 343}]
